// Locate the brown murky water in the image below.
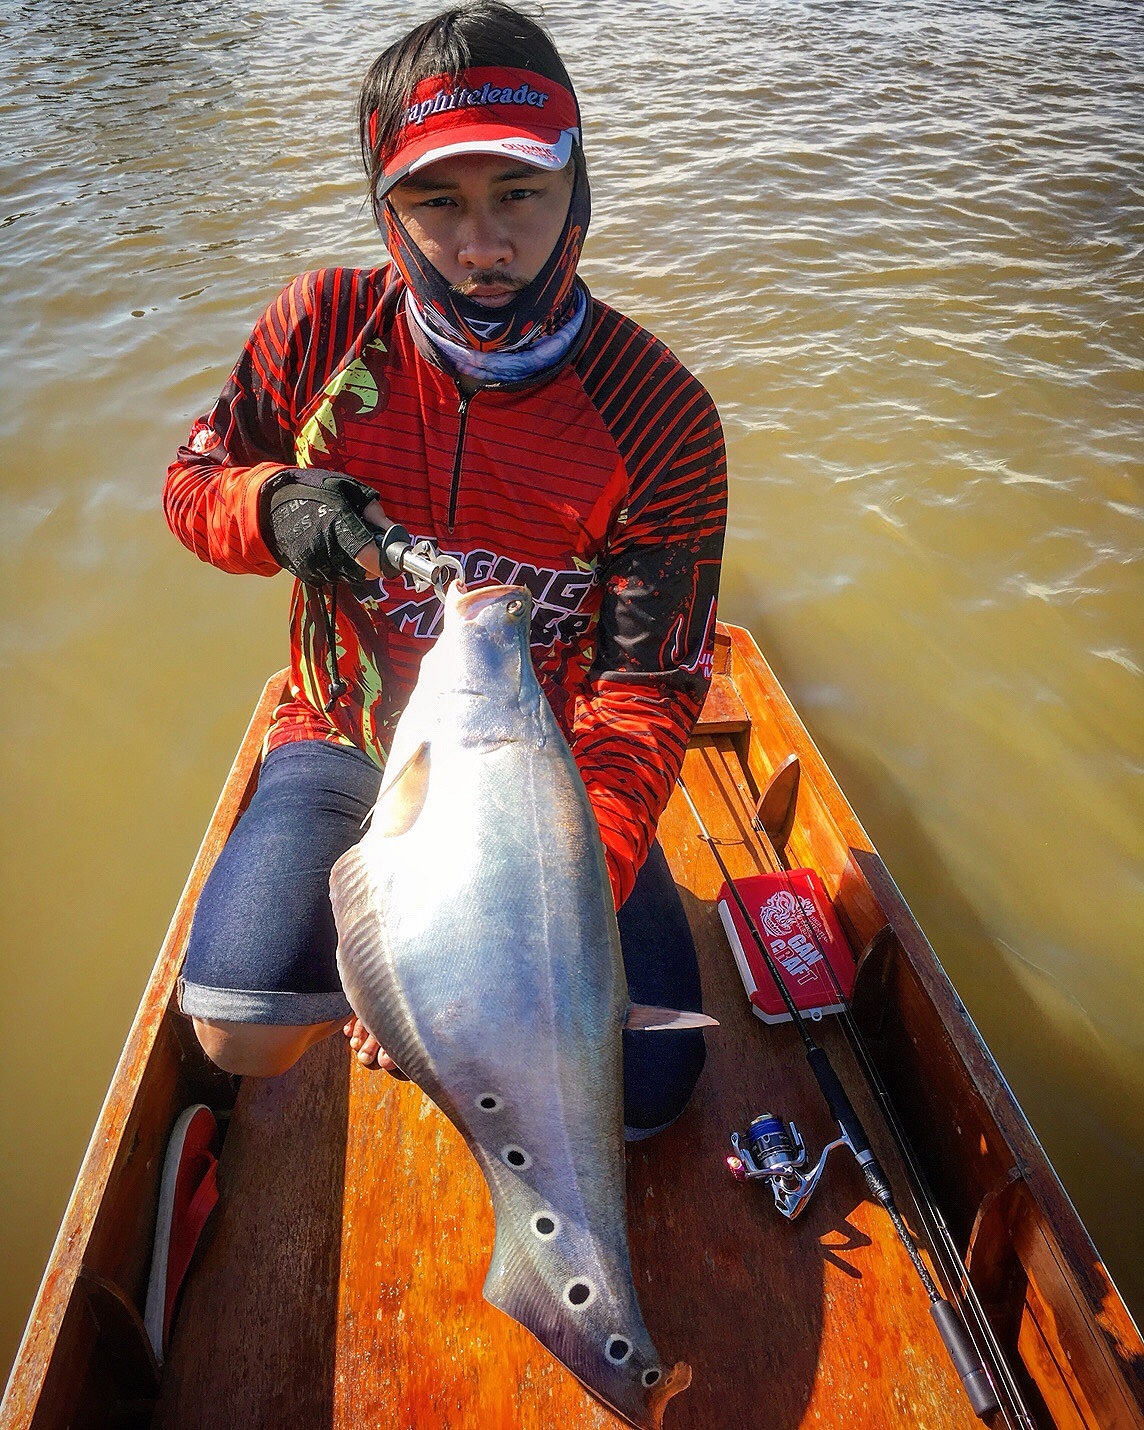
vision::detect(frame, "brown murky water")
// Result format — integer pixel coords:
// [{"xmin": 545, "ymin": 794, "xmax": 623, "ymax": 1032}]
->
[{"xmin": 2, "ymin": 0, "xmax": 1141, "ymax": 1378}]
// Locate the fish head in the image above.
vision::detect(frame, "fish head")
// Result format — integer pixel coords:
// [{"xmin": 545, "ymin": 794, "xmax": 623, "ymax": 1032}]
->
[{"xmin": 415, "ymin": 582, "xmax": 544, "ymax": 745}]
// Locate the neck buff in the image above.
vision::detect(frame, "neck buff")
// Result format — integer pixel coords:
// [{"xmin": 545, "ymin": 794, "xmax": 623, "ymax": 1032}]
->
[
  {"xmin": 381, "ymin": 157, "xmax": 592, "ymax": 356},
  {"xmin": 405, "ymin": 282, "xmax": 588, "ymax": 384}
]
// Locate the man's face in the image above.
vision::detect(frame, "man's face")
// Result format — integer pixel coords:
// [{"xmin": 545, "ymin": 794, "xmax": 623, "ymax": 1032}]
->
[{"xmin": 388, "ymin": 152, "xmax": 574, "ymax": 306}]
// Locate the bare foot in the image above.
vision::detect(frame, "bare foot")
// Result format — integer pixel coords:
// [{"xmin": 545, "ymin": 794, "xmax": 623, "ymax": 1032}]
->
[{"xmin": 343, "ymin": 1017, "xmax": 408, "ymax": 1078}]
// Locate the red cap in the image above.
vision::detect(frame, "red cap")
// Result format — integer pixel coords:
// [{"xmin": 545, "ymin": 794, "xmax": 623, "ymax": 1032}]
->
[{"xmin": 373, "ymin": 66, "xmax": 580, "ymax": 198}]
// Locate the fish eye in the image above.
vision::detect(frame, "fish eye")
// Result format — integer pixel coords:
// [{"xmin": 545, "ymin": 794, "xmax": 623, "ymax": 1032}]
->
[
  {"xmin": 605, "ymin": 1335, "xmax": 632, "ymax": 1364},
  {"xmin": 475, "ymin": 1093, "xmax": 503, "ymax": 1113},
  {"xmin": 501, "ymin": 1144, "xmax": 532, "ymax": 1169},
  {"xmin": 642, "ymin": 1368, "xmax": 661, "ymax": 1387},
  {"xmin": 505, "ymin": 597, "xmax": 524, "ymax": 619},
  {"xmin": 531, "ymin": 1211, "xmax": 560, "ymax": 1239},
  {"xmin": 563, "ymin": 1278, "xmax": 597, "ymax": 1309}
]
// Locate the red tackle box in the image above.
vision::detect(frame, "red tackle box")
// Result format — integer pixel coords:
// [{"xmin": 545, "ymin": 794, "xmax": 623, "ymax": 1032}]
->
[{"xmin": 716, "ymin": 869, "xmax": 856, "ymax": 1024}]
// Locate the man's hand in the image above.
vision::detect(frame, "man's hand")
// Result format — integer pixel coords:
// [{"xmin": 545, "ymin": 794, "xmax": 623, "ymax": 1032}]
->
[
  {"xmin": 262, "ymin": 468, "xmax": 389, "ymax": 583},
  {"xmin": 356, "ymin": 500, "xmax": 388, "ymax": 578}
]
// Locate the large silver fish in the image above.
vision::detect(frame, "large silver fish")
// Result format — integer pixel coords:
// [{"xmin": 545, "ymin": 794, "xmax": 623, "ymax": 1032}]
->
[{"xmin": 329, "ymin": 581, "xmax": 693, "ymax": 1428}]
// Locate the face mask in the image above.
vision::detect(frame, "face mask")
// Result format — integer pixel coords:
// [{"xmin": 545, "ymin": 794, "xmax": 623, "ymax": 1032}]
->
[{"xmin": 382, "ymin": 158, "xmax": 591, "ymax": 354}]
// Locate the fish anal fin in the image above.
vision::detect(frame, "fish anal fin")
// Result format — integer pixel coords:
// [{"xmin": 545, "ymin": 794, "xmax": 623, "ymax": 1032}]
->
[
  {"xmin": 372, "ymin": 742, "xmax": 431, "ymax": 837},
  {"xmin": 623, "ymin": 1005, "xmax": 719, "ymax": 1032}
]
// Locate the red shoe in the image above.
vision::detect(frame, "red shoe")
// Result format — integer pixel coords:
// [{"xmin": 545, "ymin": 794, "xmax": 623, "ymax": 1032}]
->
[{"xmin": 143, "ymin": 1103, "xmax": 220, "ymax": 1361}]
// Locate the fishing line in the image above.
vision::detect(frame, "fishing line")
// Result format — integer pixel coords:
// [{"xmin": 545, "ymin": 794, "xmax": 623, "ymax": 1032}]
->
[{"xmin": 677, "ymin": 775, "xmax": 1004, "ymax": 1421}]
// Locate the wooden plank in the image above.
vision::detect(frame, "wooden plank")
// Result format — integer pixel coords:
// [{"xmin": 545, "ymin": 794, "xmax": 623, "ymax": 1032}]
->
[
  {"xmin": 333, "ymin": 1054, "xmax": 617, "ymax": 1427},
  {"xmin": 694, "ymin": 670, "xmax": 750, "ymax": 736},
  {"xmin": 1012, "ymin": 1211, "xmax": 1144, "ymax": 1430},
  {"xmin": 855, "ymin": 940, "xmax": 1016, "ymax": 1249},
  {"xmin": 154, "ymin": 1037, "xmax": 349, "ymax": 1428}
]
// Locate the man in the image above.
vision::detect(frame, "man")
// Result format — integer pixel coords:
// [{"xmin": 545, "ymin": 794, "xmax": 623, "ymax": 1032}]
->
[{"xmin": 165, "ymin": 2, "xmax": 726, "ymax": 1139}]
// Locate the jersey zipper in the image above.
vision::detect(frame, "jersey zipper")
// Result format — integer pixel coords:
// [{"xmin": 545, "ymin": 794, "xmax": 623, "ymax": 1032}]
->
[{"xmin": 447, "ymin": 391, "xmax": 472, "ymax": 532}]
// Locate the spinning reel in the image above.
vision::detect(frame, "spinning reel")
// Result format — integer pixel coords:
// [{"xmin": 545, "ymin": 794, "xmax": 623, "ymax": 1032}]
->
[{"xmin": 726, "ymin": 1111, "xmax": 853, "ymax": 1221}]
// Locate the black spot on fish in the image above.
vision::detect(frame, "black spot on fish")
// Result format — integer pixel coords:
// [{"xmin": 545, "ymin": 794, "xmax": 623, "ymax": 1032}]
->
[
  {"xmin": 476, "ymin": 1093, "xmax": 503, "ymax": 1112},
  {"xmin": 561, "ymin": 1276, "xmax": 598, "ymax": 1310},
  {"xmin": 606, "ymin": 1336, "xmax": 631, "ymax": 1363},
  {"xmin": 642, "ymin": 1368, "xmax": 661, "ymax": 1387},
  {"xmin": 533, "ymin": 1215, "xmax": 556, "ymax": 1237},
  {"xmin": 501, "ymin": 1144, "xmax": 531, "ymax": 1169}
]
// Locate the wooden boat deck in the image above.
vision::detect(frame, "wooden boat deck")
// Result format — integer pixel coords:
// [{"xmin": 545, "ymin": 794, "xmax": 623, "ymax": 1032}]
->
[
  {"xmin": 5, "ymin": 626, "xmax": 1142, "ymax": 1429},
  {"xmin": 153, "ymin": 767, "xmax": 978, "ymax": 1427}
]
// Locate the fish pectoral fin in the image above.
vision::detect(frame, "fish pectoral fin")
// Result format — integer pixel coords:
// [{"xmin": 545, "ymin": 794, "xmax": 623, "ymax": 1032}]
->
[
  {"xmin": 623, "ymin": 1004, "xmax": 719, "ymax": 1032},
  {"xmin": 372, "ymin": 741, "xmax": 432, "ymax": 836}
]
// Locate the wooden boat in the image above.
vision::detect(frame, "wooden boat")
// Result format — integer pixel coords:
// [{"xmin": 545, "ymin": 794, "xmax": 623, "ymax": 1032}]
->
[{"xmin": 3, "ymin": 623, "xmax": 1142, "ymax": 1429}]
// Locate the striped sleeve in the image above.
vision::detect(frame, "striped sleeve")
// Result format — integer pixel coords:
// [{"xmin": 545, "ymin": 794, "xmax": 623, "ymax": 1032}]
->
[
  {"xmin": 163, "ymin": 269, "xmax": 372, "ymax": 574},
  {"xmin": 571, "ymin": 309, "xmax": 728, "ymax": 906}
]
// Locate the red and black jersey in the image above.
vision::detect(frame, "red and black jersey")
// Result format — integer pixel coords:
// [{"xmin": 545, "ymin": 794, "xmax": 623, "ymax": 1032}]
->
[{"xmin": 165, "ymin": 267, "xmax": 727, "ymax": 905}]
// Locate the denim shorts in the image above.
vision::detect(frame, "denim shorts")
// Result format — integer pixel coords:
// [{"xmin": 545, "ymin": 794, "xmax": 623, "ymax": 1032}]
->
[{"xmin": 181, "ymin": 739, "xmax": 706, "ymax": 1131}]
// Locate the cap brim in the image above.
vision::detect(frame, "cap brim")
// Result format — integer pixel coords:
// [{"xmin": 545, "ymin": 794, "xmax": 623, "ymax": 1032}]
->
[{"xmin": 379, "ymin": 128, "xmax": 576, "ymax": 199}]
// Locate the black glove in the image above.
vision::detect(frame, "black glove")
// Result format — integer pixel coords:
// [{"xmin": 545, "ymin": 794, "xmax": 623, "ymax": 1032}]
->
[{"xmin": 261, "ymin": 468, "xmax": 379, "ymax": 584}]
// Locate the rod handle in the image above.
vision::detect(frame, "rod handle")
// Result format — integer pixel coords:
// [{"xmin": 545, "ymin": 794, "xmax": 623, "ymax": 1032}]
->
[
  {"xmin": 930, "ymin": 1299, "xmax": 1000, "ymax": 1419},
  {"xmin": 806, "ymin": 1046, "xmax": 873, "ymax": 1160}
]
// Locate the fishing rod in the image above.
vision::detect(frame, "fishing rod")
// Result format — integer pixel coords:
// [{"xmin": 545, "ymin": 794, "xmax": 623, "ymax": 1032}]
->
[
  {"xmin": 677, "ymin": 778, "xmax": 1002, "ymax": 1422},
  {"xmin": 785, "ymin": 899, "xmax": 1037, "ymax": 1429}
]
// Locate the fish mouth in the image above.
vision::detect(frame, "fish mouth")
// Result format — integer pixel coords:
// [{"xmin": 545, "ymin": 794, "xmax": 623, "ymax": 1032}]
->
[{"xmin": 451, "ymin": 583, "xmax": 530, "ymax": 623}]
